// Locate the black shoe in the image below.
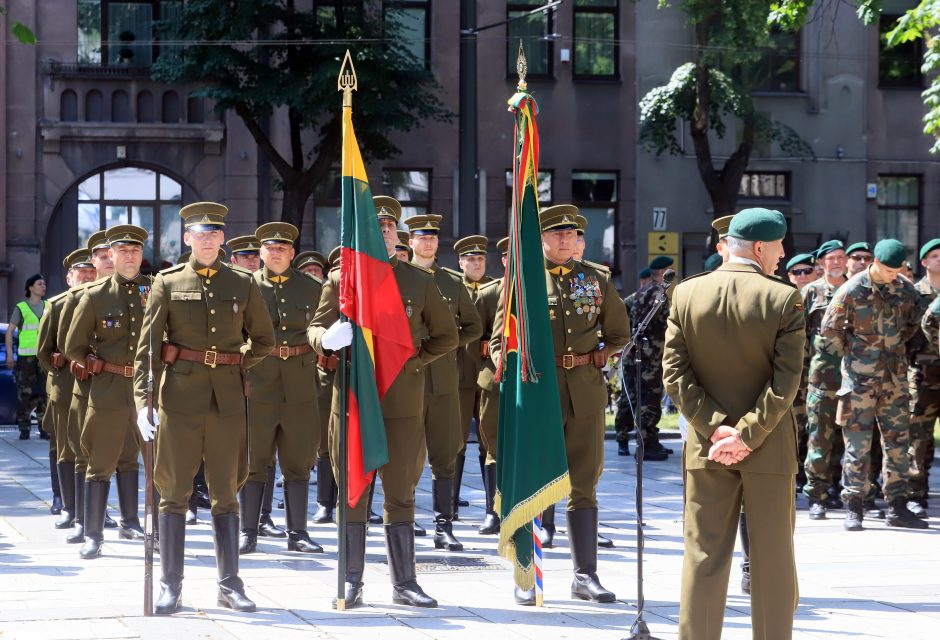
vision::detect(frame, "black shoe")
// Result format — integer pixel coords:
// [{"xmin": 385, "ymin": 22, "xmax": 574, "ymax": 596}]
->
[
  {"xmin": 185, "ymin": 510, "xmax": 198, "ymax": 526},
  {"xmin": 287, "ymin": 530, "xmax": 324, "ymax": 553},
  {"xmin": 844, "ymin": 500, "xmax": 864, "ymax": 532},
  {"xmin": 332, "ymin": 522, "xmax": 366, "ymax": 610},
  {"xmin": 808, "ymin": 501, "xmax": 826, "ymax": 520},
  {"xmin": 478, "ymin": 512, "xmax": 500, "ymax": 535},
  {"xmin": 154, "ymin": 513, "xmax": 185, "ymax": 615},
  {"xmin": 313, "ymin": 457, "xmax": 337, "ymax": 524},
  {"xmin": 568, "ymin": 508, "xmax": 616, "ymax": 603},
  {"xmin": 259, "ymin": 514, "xmax": 286, "ymax": 538},
  {"xmin": 51, "ymin": 494, "xmax": 63, "ymax": 515},
  {"xmin": 539, "ymin": 506, "xmax": 556, "ymax": 548},
  {"xmin": 886, "ymin": 497, "xmax": 929, "ymax": 529},
  {"xmin": 312, "ymin": 503, "xmax": 334, "ymax": 524},
  {"xmin": 864, "ymin": 500, "xmax": 885, "ymax": 520},
  {"xmin": 19, "ymin": 430, "xmax": 29, "ymax": 440},
  {"xmin": 386, "ymin": 522, "xmax": 437, "ymax": 608},
  {"xmin": 370, "ymin": 510, "xmax": 384, "ymax": 525},
  {"xmin": 238, "ymin": 530, "xmax": 258, "ymax": 554},
  {"xmin": 617, "ymin": 441, "xmax": 631, "ymax": 457},
  {"xmin": 741, "ymin": 562, "xmax": 751, "ymax": 595},
  {"xmin": 104, "ymin": 511, "xmax": 118, "ymax": 529},
  {"xmin": 597, "ymin": 534, "xmax": 614, "ymax": 548},
  {"xmin": 39, "ymin": 430, "xmax": 51, "ymax": 440},
  {"xmin": 822, "ymin": 495, "xmax": 844, "ymax": 510},
  {"xmin": 412, "ymin": 521, "xmax": 426, "ymax": 537},
  {"xmin": 641, "ymin": 446, "xmax": 669, "ymax": 462},
  {"xmin": 214, "ymin": 513, "xmax": 257, "ymax": 612},
  {"xmin": 514, "ymin": 586, "xmax": 536, "ymax": 606},
  {"xmin": 907, "ymin": 499, "xmax": 928, "ymax": 520},
  {"xmin": 478, "ymin": 465, "xmax": 500, "ymax": 534}
]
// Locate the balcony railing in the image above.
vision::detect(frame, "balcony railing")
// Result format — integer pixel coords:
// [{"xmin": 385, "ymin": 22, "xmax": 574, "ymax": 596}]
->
[{"xmin": 46, "ymin": 61, "xmax": 152, "ymax": 80}]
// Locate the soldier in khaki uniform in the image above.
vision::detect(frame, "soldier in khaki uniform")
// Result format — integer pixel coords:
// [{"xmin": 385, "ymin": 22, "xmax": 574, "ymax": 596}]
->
[
  {"xmin": 405, "ymin": 215, "xmax": 482, "ymax": 551},
  {"xmin": 58, "ymin": 231, "xmax": 124, "ymax": 543},
  {"xmin": 37, "ymin": 249, "xmax": 97, "ymax": 533},
  {"xmin": 308, "ymin": 195, "xmax": 458, "ymax": 609},
  {"xmin": 237, "ymin": 222, "xmax": 323, "ymax": 555},
  {"xmin": 134, "ymin": 202, "xmax": 275, "ymax": 615},
  {"xmin": 663, "ymin": 208, "xmax": 803, "ymax": 640},
  {"xmin": 395, "ymin": 230, "xmax": 412, "ymax": 262},
  {"xmin": 475, "ymin": 238, "xmax": 507, "ymax": 535},
  {"xmin": 453, "ymin": 235, "xmax": 493, "ymax": 519},
  {"xmin": 294, "ymin": 251, "xmax": 328, "ymax": 281},
  {"xmin": 492, "ymin": 205, "xmax": 631, "ymax": 605},
  {"xmin": 64, "ymin": 225, "xmax": 151, "ymax": 559}
]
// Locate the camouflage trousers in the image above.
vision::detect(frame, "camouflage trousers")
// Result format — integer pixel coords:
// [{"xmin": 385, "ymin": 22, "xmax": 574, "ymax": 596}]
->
[
  {"xmin": 14, "ymin": 356, "xmax": 47, "ymax": 432},
  {"xmin": 613, "ymin": 357, "xmax": 662, "ymax": 441},
  {"xmin": 836, "ymin": 378, "xmax": 911, "ymax": 502},
  {"xmin": 908, "ymin": 367, "xmax": 940, "ymax": 501},
  {"xmin": 614, "ymin": 361, "xmax": 636, "ymax": 442},
  {"xmin": 802, "ymin": 386, "xmax": 845, "ymax": 501}
]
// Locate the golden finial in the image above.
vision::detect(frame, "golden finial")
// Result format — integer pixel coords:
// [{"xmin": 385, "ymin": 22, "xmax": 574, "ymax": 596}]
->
[
  {"xmin": 516, "ymin": 40, "xmax": 528, "ymax": 91},
  {"xmin": 337, "ymin": 49, "xmax": 358, "ymax": 108}
]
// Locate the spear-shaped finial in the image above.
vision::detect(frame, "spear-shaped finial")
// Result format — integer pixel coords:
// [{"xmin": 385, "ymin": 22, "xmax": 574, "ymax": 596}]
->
[
  {"xmin": 338, "ymin": 49, "xmax": 358, "ymax": 108},
  {"xmin": 516, "ymin": 40, "xmax": 528, "ymax": 91}
]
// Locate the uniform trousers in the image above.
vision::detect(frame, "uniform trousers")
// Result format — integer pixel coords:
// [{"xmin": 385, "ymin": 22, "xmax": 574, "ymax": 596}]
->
[
  {"xmin": 680, "ymin": 468, "xmax": 797, "ymax": 640},
  {"xmin": 247, "ymin": 399, "xmax": 318, "ymax": 483},
  {"xmin": 802, "ymin": 387, "xmax": 844, "ymax": 500},
  {"xmin": 67, "ymin": 393, "xmax": 90, "ymax": 474},
  {"xmin": 478, "ymin": 388, "xmax": 499, "ymax": 466},
  {"xmin": 908, "ymin": 368, "xmax": 940, "ymax": 500},
  {"xmin": 81, "ymin": 404, "xmax": 140, "ymax": 481},
  {"xmin": 423, "ymin": 392, "xmax": 460, "ymax": 479},
  {"xmin": 50, "ymin": 397, "xmax": 74, "ymax": 464},
  {"xmin": 457, "ymin": 387, "xmax": 480, "ymax": 457}
]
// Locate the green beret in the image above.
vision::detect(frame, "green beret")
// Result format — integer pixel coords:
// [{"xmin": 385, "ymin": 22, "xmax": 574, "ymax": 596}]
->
[
  {"xmin": 874, "ymin": 239, "xmax": 907, "ymax": 269},
  {"xmin": 639, "ymin": 267, "xmax": 652, "ymax": 279},
  {"xmin": 649, "ymin": 256, "xmax": 674, "ymax": 270},
  {"xmin": 815, "ymin": 240, "xmax": 844, "ymax": 259},
  {"xmin": 726, "ymin": 208, "xmax": 787, "ymax": 242},
  {"xmin": 704, "ymin": 253, "xmax": 722, "ymax": 272},
  {"xmin": 845, "ymin": 242, "xmax": 871, "ymax": 256},
  {"xmin": 786, "ymin": 253, "xmax": 816, "ymax": 272},
  {"xmin": 919, "ymin": 238, "xmax": 940, "ymax": 261}
]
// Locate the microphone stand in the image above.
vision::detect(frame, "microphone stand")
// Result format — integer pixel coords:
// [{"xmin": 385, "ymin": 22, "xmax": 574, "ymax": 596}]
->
[{"xmin": 620, "ymin": 277, "xmax": 670, "ymax": 640}]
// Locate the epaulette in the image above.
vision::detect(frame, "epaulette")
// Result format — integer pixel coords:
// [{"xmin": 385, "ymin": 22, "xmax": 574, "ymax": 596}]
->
[
  {"xmin": 442, "ymin": 266, "xmax": 463, "ymax": 278},
  {"xmin": 479, "ymin": 278, "xmax": 502, "ymax": 292},
  {"xmin": 680, "ymin": 270, "xmax": 712, "ymax": 283},
  {"xmin": 403, "ymin": 261, "xmax": 433, "ymax": 275},
  {"xmin": 67, "ymin": 281, "xmax": 92, "ymax": 294},
  {"xmin": 159, "ymin": 263, "xmax": 187, "ymax": 275},
  {"xmin": 582, "ymin": 259, "xmax": 611, "ymax": 274},
  {"xmin": 85, "ymin": 278, "xmax": 109, "ymax": 292},
  {"xmin": 766, "ymin": 273, "xmax": 797, "ymax": 289},
  {"xmin": 223, "ymin": 262, "xmax": 253, "ymax": 276},
  {"xmin": 48, "ymin": 291, "xmax": 70, "ymax": 304}
]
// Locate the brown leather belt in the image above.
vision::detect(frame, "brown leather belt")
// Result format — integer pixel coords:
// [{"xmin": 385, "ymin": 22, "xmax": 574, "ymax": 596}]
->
[
  {"xmin": 101, "ymin": 361, "xmax": 135, "ymax": 378},
  {"xmin": 556, "ymin": 353, "xmax": 593, "ymax": 370},
  {"xmin": 270, "ymin": 343, "xmax": 313, "ymax": 361},
  {"xmin": 177, "ymin": 347, "xmax": 242, "ymax": 368},
  {"xmin": 317, "ymin": 354, "xmax": 339, "ymax": 372}
]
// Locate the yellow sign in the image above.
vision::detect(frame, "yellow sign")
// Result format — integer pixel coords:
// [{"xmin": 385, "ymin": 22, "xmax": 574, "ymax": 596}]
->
[{"xmin": 648, "ymin": 232, "xmax": 678, "ymax": 255}]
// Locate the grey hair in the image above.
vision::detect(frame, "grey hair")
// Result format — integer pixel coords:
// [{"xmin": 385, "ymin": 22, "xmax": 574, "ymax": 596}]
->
[{"xmin": 724, "ymin": 236, "xmax": 755, "ymax": 256}]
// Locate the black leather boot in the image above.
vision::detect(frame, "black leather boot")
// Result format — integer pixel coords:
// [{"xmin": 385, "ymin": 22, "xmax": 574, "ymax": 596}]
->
[
  {"xmin": 453, "ymin": 453, "xmax": 468, "ymax": 517},
  {"xmin": 55, "ymin": 461, "xmax": 76, "ymax": 529},
  {"xmin": 432, "ymin": 478, "xmax": 463, "ymax": 551},
  {"xmin": 154, "ymin": 513, "xmax": 185, "ymax": 615},
  {"xmin": 258, "ymin": 466, "xmax": 285, "ymax": 537},
  {"xmin": 214, "ymin": 513, "xmax": 256, "ymax": 612},
  {"xmin": 49, "ymin": 450, "xmax": 63, "ymax": 515},
  {"xmin": 385, "ymin": 522, "xmax": 437, "ymax": 607},
  {"xmin": 238, "ymin": 481, "xmax": 264, "ymax": 554},
  {"xmin": 739, "ymin": 510, "xmax": 750, "ymax": 595},
  {"xmin": 367, "ymin": 476, "xmax": 383, "ymax": 525},
  {"xmin": 80, "ymin": 480, "xmax": 109, "ymax": 559},
  {"xmin": 67, "ymin": 470, "xmax": 86, "ymax": 544},
  {"xmin": 116, "ymin": 470, "xmax": 145, "ymax": 540},
  {"xmin": 312, "ymin": 457, "xmax": 336, "ymax": 524},
  {"xmin": 332, "ymin": 522, "xmax": 366, "ymax": 609},
  {"xmin": 539, "ymin": 504, "xmax": 556, "ymax": 548},
  {"xmin": 478, "ymin": 464, "xmax": 500, "ymax": 535},
  {"xmin": 567, "ymin": 508, "xmax": 616, "ymax": 603},
  {"xmin": 285, "ymin": 480, "xmax": 323, "ymax": 553}
]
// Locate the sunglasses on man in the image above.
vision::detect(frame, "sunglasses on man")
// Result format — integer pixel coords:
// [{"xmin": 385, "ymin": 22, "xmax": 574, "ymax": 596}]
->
[{"xmin": 789, "ymin": 267, "xmax": 814, "ymax": 276}]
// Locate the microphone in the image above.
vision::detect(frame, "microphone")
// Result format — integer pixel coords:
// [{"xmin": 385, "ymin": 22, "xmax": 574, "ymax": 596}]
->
[{"xmin": 661, "ymin": 268, "xmax": 676, "ymax": 287}]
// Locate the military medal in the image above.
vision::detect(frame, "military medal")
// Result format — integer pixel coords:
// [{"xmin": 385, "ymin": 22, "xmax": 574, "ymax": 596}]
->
[{"xmin": 233, "ymin": 302, "xmax": 239, "ymax": 314}]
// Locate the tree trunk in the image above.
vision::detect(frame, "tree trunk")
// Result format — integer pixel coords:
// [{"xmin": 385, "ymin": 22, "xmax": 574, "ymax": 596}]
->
[{"xmin": 280, "ymin": 185, "xmax": 310, "ymax": 233}]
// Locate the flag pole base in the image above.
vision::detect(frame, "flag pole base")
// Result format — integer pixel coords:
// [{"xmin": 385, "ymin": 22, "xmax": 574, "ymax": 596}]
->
[
  {"xmin": 335, "ymin": 598, "xmax": 346, "ymax": 612},
  {"xmin": 535, "ymin": 594, "xmax": 544, "ymax": 607},
  {"xmin": 624, "ymin": 617, "xmax": 661, "ymax": 640}
]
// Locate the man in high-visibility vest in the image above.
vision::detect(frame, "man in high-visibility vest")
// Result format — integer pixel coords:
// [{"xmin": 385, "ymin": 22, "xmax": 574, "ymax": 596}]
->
[{"xmin": 6, "ymin": 273, "xmax": 50, "ymax": 441}]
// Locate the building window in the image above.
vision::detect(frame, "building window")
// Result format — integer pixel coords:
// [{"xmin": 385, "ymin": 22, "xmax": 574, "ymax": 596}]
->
[
  {"xmin": 314, "ymin": 170, "xmax": 342, "ymax": 252},
  {"xmin": 382, "ymin": 169, "xmax": 431, "ymax": 224},
  {"xmin": 738, "ymin": 171, "xmax": 790, "ymax": 200},
  {"xmin": 505, "ymin": 170, "xmax": 552, "ymax": 216},
  {"xmin": 739, "ymin": 28, "xmax": 800, "ymax": 92},
  {"xmin": 315, "ymin": 0, "xmax": 364, "ymax": 30},
  {"xmin": 61, "ymin": 90, "xmax": 79, "ymax": 122},
  {"xmin": 879, "ymin": 15, "xmax": 923, "ymax": 88},
  {"xmin": 77, "ymin": 167, "xmax": 184, "ymax": 271},
  {"xmin": 572, "ymin": 171, "xmax": 617, "ymax": 270},
  {"xmin": 573, "ymin": 0, "xmax": 618, "ymax": 79},
  {"xmin": 507, "ymin": 2, "xmax": 553, "ymax": 78},
  {"xmin": 76, "ymin": 1, "xmax": 181, "ymax": 67},
  {"xmin": 385, "ymin": 1, "xmax": 431, "ymax": 70},
  {"xmin": 877, "ymin": 175, "xmax": 920, "ymax": 261}
]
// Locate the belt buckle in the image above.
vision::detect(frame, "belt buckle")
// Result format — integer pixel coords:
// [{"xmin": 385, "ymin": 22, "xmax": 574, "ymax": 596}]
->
[
  {"xmin": 123, "ymin": 365, "xmax": 134, "ymax": 378},
  {"xmin": 279, "ymin": 346, "xmax": 290, "ymax": 360},
  {"xmin": 562, "ymin": 354, "xmax": 575, "ymax": 370},
  {"xmin": 204, "ymin": 350, "xmax": 218, "ymax": 368}
]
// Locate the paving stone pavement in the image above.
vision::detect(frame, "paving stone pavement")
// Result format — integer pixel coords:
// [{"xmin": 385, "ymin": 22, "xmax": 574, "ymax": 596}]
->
[{"xmin": 1, "ymin": 428, "xmax": 937, "ymax": 640}]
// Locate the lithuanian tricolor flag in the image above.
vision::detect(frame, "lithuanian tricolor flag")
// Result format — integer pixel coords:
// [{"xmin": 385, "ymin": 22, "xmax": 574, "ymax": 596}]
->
[
  {"xmin": 337, "ymin": 102, "xmax": 413, "ymax": 508},
  {"xmin": 495, "ymin": 90, "xmax": 570, "ymax": 589}
]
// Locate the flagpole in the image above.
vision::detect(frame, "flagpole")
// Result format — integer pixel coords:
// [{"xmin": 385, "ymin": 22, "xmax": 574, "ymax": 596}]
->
[
  {"xmin": 335, "ymin": 50, "xmax": 359, "ymax": 612},
  {"xmin": 533, "ymin": 515, "xmax": 544, "ymax": 607}
]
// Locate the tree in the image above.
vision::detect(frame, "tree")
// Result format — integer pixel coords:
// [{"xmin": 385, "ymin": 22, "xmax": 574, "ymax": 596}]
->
[
  {"xmin": 0, "ymin": 6, "xmax": 36, "ymax": 44},
  {"xmin": 638, "ymin": 1, "xmax": 816, "ymax": 223},
  {"xmin": 150, "ymin": 0, "xmax": 450, "ymax": 231}
]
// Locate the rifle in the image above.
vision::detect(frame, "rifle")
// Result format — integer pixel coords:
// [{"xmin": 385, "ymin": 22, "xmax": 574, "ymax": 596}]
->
[{"xmin": 143, "ymin": 282, "xmax": 155, "ymax": 616}]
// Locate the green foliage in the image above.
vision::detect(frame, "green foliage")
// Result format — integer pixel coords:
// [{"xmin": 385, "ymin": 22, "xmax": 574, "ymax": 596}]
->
[{"xmin": 0, "ymin": 6, "xmax": 36, "ymax": 44}]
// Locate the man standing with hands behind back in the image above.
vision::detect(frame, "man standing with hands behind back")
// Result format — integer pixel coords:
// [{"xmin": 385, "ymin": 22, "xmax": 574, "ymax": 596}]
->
[{"xmin": 663, "ymin": 208, "xmax": 805, "ymax": 640}]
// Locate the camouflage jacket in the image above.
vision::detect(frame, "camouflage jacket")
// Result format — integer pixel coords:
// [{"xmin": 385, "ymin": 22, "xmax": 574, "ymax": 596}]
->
[
  {"xmin": 908, "ymin": 277, "xmax": 940, "ymax": 370},
  {"xmin": 820, "ymin": 268, "xmax": 924, "ymax": 386},
  {"xmin": 630, "ymin": 282, "xmax": 668, "ymax": 362},
  {"xmin": 923, "ymin": 295, "xmax": 940, "ymax": 353},
  {"xmin": 803, "ymin": 276, "xmax": 846, "ymax": 391}
]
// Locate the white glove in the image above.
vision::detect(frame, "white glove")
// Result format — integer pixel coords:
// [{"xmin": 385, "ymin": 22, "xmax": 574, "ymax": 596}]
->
[
  {"xmin": 322, "ymin": 320, "xmax": 353, "ymax": 351},
  {"xmin": 137, "ymin": 407, "xmax": 159, "ymax": 442}
]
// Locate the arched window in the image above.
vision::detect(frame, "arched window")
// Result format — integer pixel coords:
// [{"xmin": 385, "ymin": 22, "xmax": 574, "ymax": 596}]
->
[
  {"xmin": 187, "ymin": 96, "xmax": 205, "ymax": 124},
  {"xmin": 77, "ymin": 167, "xmax": 184, "ymax": 272},
  {"xmin": 85, "ymin": 89, "xmax": 105, "ymax": 121},
  {"xmin": 112, "ymin": 90, "xmax": 131, "ymax": 122},
  {"xmin": 60, "ymin": 90, "xmax": 78, "ymax": 122},
  {"xmin": 137, "ymin": 90, "xmax": 155, "ymax": 122},
  {"xmin": 161, "ymin": 90, "xmax": 180, "ymax": 123}
]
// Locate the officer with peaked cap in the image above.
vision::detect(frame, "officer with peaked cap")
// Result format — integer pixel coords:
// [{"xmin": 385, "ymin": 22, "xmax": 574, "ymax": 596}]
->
[
  {"xmin": 395, "ymin": 231, "xmax": 412, "ymax": 262},
  {"xmin": 227, "ymin": 235, "xmax": 262, "ymax": 273},
  {"xmin": 293, "ymin": 251, "xmax": 328, "ymax": 281},
  {"xmin": 308, "ymin": 194, "xmax": 458, "ymax": 609},
  {"xmin": 711, "ymin": 215, "xmax": 734, "ymax": 261},
  {"xmin": 134, "ymin": 202, "xmax": 275, "ymax": 614},
  {"xmin": 406, "ymin": 215, "xmax": 483, "ymax": 550}
]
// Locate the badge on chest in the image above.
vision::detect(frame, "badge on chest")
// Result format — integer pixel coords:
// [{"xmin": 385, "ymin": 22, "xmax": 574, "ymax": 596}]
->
[{"xmin": 569, "ymin": 273, "xmax": 603, "ymax": 321}]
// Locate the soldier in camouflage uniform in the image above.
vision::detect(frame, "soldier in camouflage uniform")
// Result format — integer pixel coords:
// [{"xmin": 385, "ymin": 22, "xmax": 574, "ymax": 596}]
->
[
  {"xmin": 801, "ymin": 241, "xmax": 850, "ymax": 519},
  {"xmin": 628, "ymin": 256, "xmax": 674, "ymax": 461},
  {"xmin": 906, "ymin": 238, "xmax": 940, "ymax": 518},
  {"xmin": 820, "ymin": 239, "xmax": 928, "ymax": 530},
  {"xmin": 785, "ymin": 251, "xmax": 817, "ymax": 493},
  {"xmin": 614, "ymin": 269, "xmax": 652, "ymax": 456},
  {"xmin": 845, "ymin": 242, "xmax": 873, "ymax": 277}
]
